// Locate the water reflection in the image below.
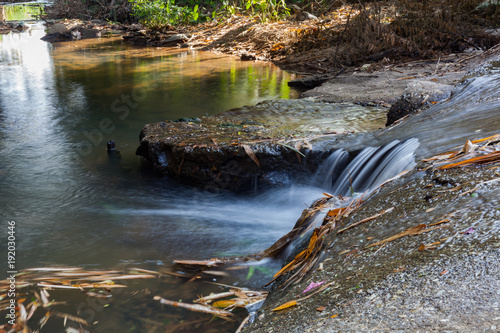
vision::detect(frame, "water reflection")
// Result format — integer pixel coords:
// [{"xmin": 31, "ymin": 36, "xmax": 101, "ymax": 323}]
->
[
  {"xmin": 0, "ymin": 24, "xmax": 303, "ymax": 270},
  {"xmin": 0, "ymin": 23, "xmax": 315, "ymax": 332}
]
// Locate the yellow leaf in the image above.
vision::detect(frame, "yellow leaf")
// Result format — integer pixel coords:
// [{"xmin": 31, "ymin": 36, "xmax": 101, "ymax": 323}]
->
[
  {"xmin": 212, "ymin": 300, "xmax": 236, "ymax": 308},
  {"xmin": 331, "ymin": 314, "xmax": 338, "ymax": 318},
  {"xmin": 272, "ymin": 300, "xmax": 297, "ymax": 312}
]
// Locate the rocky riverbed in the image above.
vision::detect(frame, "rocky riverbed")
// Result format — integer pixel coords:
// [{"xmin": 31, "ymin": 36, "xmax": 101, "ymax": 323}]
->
[{"xmin": 240, "ymin": 157, "xmax": 500, "ymax": 332}]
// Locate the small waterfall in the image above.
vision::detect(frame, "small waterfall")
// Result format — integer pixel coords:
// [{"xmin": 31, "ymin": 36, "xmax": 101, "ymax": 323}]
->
[
  {"xmin": 312, "ymin": 149, "xmax": 350, "ymax": 186},
  {"xmin": 315, "ymin": 139, "xmax": 420, "ymax": 196}
]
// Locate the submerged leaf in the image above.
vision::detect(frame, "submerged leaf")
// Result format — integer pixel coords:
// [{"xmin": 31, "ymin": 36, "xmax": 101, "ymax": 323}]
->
[
  {"xmin": 154, "ymin": 296, "xmax": 233, "ymax": 318},
  {"xmin": 246, "ymin": 266, "xmax": 255, "ymax": 280},
  {"xmin": 212, "ymin": 299, "xmax": 237, "ymax": 308}
]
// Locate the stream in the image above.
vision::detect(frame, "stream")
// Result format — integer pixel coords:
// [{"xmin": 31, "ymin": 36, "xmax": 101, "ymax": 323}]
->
[
  {"xmin": 2, "ymin": 13, "xmax": 499, "ymax": 332},
  {"xmin": 0, "ymin": 20, "xmax": 388, "ymax": 332}
]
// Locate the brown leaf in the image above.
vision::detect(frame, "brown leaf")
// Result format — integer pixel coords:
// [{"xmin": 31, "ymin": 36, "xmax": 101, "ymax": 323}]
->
[
  {"xmin": 316, "ymin": 306, "xmax": 325, "ymax": 312},
  {"xmin": 437, "ymin": 151, "xmax": 500, "ymax": 170},
  {"xmin": 367, "ymin": 224, "xmax": 450, "ymax": 249},
  {"xmin": 366, "ymin": 224, "xmax": 427, "ymax": 248},
  {"xmin": 272, "ymin": 300, "xmax": 297, "ymax": 312},
  {"xmin": 337, "ymin": 207, "xmax": 394, "ymax": 234},
  {"xmin": 242, "ymin": 144, "xmax": 260, "ymax": 167},
  {"xmin": 418, "ymin": 244, "xmax": 426, "ymax": 251}
]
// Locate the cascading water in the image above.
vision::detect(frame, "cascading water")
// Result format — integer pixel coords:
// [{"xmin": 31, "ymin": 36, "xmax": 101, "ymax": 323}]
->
[
  {"xmin": 314, "ymin": 138, "xmax": 420, "ymax": 196},
  {"xmin": 280, "ymin": 139, "xmax": 420, "ymax": 262}
]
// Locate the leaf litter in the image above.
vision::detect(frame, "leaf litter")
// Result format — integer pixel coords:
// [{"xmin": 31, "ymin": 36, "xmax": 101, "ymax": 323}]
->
[
  {"xmin": 425, "ymin": 134, "xmax": 500, "ymax": 170},
  {"xmin": 0, "ymin": 267, "xmax": 156, "ymax": 332}
]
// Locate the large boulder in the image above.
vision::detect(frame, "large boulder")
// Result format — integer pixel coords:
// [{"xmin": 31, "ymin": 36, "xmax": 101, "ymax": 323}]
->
[{"xmin": 135, "ymin": 120, "xmax": 327, "ymax": 192}]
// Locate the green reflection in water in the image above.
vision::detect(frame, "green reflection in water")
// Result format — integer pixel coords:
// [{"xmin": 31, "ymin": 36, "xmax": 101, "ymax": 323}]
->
[
  {"xmin": 43, "ymin": 36, "xmax": 300, "ymax": 166},
  {"xmin": 0, "ymin": 3, "xmax": 44, "ymax": 21},
  {"xmin": 50, "ymin": 37, "xmax": 297, "ymax": 122}
]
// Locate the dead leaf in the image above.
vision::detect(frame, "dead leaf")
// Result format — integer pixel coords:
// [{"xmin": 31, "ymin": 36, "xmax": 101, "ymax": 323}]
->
[
  {"xmin": 438, "ymin": 151, "xmax": 500, "ymax": 170},
  {"xmin": 174, "ymin": 259, "xmax": 224, "ymax": 267},
  {"xmin": 212, "ymin": 300, "xmax": 237, "ymax": 308},
  {"xmin": 337, "ymin": 207, "xmax": 394, "ymax": 234},
  {"xmin": 461, "ymin": 140, "xmax": 477, "ymax": 154},
  {"xmin": 242, "ymin": 144, "xmax": 260, "ymax": 167},
  {"xmin": 366, "ymin": 224, "xmax": 427, "ymax": 248},
  {"xmin": 316, "ymin": 306, "xmax": 325, "ymax": 312},
  {"xmin": 331, "ymin": 314, "xmax": 338, "ymax": 319},
  {"xmin": 272, "ymin": 300, "xmax": 297, "ymax": 312}
]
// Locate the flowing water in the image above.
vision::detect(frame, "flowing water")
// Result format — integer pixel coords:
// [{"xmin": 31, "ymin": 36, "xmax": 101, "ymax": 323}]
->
[
  {"xmin": 0, "ymin": 22, "xmax": 391, "ymax": 332},
  {"xmin": 3, "ymin": 17, "xmax": 498, "ymax": 332}
]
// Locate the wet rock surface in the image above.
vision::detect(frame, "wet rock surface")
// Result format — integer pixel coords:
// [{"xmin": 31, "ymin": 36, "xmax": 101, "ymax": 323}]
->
[
  {"xmin": 386, "ymin": 81, "xmax": 454, "ymax": 126},
  {"xmin": 135, "ymin": 119, "xmax": 322, "ymax": 192},
  {"xmin": 136, "ymin": 99, "xmax": 388, "ymax": 192},
  {"xmin": 241, "ymin": 163, "xmax": 500, "ymax": 332},
  {"xmin": 300, "ymin": 57, "xmax": 465, "ymax": 105},
  {"xmin": 40, "ymin": 19, "xmax": 123, "ymax": 42},
  {"xmin": 287, "ymin": 72, "xmax": 343, "ymax": 90}
]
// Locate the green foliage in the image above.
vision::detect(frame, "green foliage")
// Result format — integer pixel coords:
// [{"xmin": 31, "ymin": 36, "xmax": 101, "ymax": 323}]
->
[
  {"xmin": 129, "ymin": 0, "xmax": 291, "ymax": 29},
  {"xmin": 244, "ymin": 0, "xmax": 290, "ymax": 22},
  {"xmin": 129, "ymin": 0, "xmax": 190, "ymax": 28}
]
